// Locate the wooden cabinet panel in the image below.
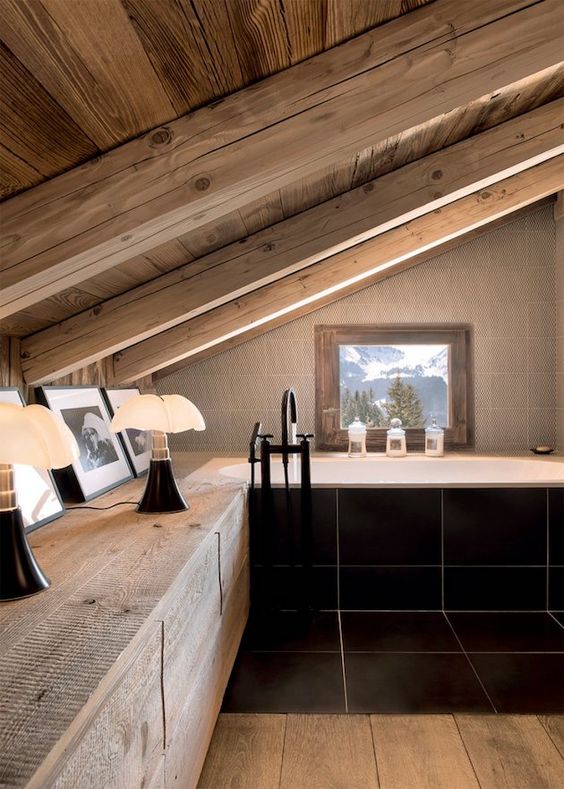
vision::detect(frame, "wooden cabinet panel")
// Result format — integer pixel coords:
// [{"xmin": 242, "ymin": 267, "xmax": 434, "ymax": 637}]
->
[
  {"xmin": 29, "ymin": 623, "xmax": 164, "ymax": 789},
  {"xmin": 165, "ymin": 557, "xmax": 250, "ymax": 789}
]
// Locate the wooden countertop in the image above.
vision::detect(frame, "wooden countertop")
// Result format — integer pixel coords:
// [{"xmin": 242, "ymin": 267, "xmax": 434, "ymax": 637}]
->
[{"xmin": 0, "ymin": 454, "xmax": 246, "ymax": 787}]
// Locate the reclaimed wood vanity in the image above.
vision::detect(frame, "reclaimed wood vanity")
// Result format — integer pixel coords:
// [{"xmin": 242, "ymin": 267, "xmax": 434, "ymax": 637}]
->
[{"xmin": 0, "ymin": 455, "xmax": 249, "ymax": 788}]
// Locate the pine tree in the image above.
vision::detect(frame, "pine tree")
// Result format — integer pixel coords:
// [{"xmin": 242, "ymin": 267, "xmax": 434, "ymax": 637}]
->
[
  {"xmin": 384, "ymin": 375, "xmax": 425, "ymax": 427},
  {"xmin": 340, "ymin": 386, "xmax": 385, "ymax": 427}
]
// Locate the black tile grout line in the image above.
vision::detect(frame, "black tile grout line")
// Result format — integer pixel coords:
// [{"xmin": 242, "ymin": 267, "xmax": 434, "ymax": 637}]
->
[
  {"xmin": 337, "ymin": 610, "xmax": 349, "ymax": 713},
  {"xmin": 442, "ymin": 611, "xmax": 498, "ymax": 714},
  {"xmin": 546, "ymin": 488, "xmax": 550, "ymax": 613},
  {"xmin": 441, "ymin": 489, "xmax": 445, "ymax": 611},
  {"xmin": 547, "ymin": 610, "xmax": 564, "ymax": 630},
  {"xmin": 336, "ymin": 489, "xmax": 340, "ymax": 610}
]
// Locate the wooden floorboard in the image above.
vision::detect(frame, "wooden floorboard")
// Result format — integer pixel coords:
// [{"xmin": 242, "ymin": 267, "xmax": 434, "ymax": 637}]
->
[
  {"xmin": 280, "ymin": 714, "xmax": 379, "ymax": 789},
  {"xmin": 371, "ymin": 714, "xmax": 479, "ymax": 789},
  {"xmin": 456, "ymin": 715, "xmax": 564, "ymax": 789},
  {"xmin": 538, "ymin": 715, "xmax": 564, "ymax": 759},
  {"xmin": 199, "ymin": 713, "xmax": 564, "ymax": 789},
  {"xmin": 197, "ymin": 713, "xmax": 286, "ymax": 789}
]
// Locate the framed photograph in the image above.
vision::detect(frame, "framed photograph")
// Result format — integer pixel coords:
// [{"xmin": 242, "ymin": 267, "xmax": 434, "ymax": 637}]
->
[
  {"xmin": 36, "ymin": 386, "xmax": 133, "ymax": 501},
  {"xmin": 102, "ymin": 387, "xmax": 152, "ymax": 477},
  {"xmin": 0, "ymin": 387, "xmax": 65, "ymax": 532}
]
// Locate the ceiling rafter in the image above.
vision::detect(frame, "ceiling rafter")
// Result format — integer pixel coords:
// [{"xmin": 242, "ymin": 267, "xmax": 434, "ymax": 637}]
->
[
  {"xmin": 19, "ymin": 99, "xmax": 564, "ymax": 383},
  {"xmin": 2, "ymin": 0, "xmax": 561, "ymax": 318}
]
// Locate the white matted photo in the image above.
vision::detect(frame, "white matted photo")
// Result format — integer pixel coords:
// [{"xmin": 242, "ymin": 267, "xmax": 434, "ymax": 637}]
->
[
  {"xmin": 0, "ymin": 387, "xmax": 65, "ymax": 532},
  {"xmin": 103, "ymin": 387, "xmax": 152, "ymax": 476},
  {"xmin": 36, "ymin": 386, "xmax": 133, "ymax": 501}
]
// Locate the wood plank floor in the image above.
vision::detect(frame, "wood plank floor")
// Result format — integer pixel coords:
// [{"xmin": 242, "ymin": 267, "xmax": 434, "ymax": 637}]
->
[{"xmin": 198, "ymin": 714, "xmax": 564, "ymax": 789}]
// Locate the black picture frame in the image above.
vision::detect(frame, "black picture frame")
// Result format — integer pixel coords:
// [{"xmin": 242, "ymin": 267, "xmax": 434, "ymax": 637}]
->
[
  {"xmin": 102, "ymin": 387, "xmax": 152, "ymax": 477},
  {"xmin": 36, "ymin": 385, "xmax": 133, "ymax": 502}
]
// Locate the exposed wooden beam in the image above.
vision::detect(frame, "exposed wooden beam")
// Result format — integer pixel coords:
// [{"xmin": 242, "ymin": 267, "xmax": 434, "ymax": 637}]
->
[
  {"xmin": 111, "ymin": 156, "xmax": 564, "ymax": 383},
  {"xmin": 20, "ymin": 101, "xmax": 564, "ymax": 383},
  {"xmin": 2, "ymin": 0, "xmax": 562, "ymax": 317},
  {"xmin": 151, "ymin": 198, "xmax": 555, "ymax": 381}
]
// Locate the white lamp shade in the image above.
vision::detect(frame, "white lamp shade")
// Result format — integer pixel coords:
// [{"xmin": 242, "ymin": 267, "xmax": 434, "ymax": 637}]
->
[
  {"xmin": 110, "ymin": 394, "xmax": 205, "ymax": 434},
  {"xmin": 0, "ymin": 403, "xmax": 80, "ymax": 469}
]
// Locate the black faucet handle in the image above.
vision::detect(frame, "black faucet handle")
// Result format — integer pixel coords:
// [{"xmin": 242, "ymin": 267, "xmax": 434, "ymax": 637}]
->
[{"xmin": 297, "ymin": 433, "xmax": 314, "ymax": 440}]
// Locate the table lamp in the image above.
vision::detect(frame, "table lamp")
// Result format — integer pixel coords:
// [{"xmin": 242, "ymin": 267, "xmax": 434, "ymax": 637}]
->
[
  {"xmin": 0, "ymin": 403, "xmax": 79, "ymax": 601},
  {"xmin": 110, "ymin": 394, "xmax": 205, "ymax": 513}
]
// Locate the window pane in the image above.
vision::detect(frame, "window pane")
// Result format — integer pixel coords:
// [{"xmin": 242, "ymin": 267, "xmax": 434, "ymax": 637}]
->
[{"xmin": 339, "ymin": 344, "xmax": 449, "ymax": 429}]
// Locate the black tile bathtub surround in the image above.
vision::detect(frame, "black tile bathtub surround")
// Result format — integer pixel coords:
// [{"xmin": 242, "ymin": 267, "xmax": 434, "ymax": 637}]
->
[
  {"xmin": 338, "ymin": 489, "xmax": 441, "ymax": 565},
  {"xmin": 341, "ymin": 611, "xmax": 461, "ymax": 652},
  {"xmin": 443, "ymin": 489, "xmax": 547, "ymax": 565},
  {"xmin": 339, "ymin": 566, "xmax": 441, "ymax": 611},
  {"xmin": 443, "ymin": 567, "xmax": 547, "ymax": 611},
  {"xmin": 249, "ymin": 486, "xmax": 560, "ymax": 612},
  {"xmin": 448, "ymin": 612, "xmax": 564, "ymax": 652}
]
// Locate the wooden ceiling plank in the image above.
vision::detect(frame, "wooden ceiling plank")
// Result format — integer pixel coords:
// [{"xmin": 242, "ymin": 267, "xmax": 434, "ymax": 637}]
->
[
  {"xmin": 1, "ymin": 0, "xmax": 552, "ymax": 315},
  {"xmin": 0, "ymin": 0, "xmax": 174, "ymax": 149},
  {"xmin": 0, "ymin": 42, "xmax": 98, "ymax": 189},
  {"xmin": 111, "ymin": 156, "xmax": 564, "ymax": 383},
  {"xmin": 223, "ymin": 0, "xmax": 291, "ymax": 82},
  {"xmin": 0, "ymin": 144, "xmax": 42, "ymax": 199},
  {"xmin": 120, "ymin": 0, "xmax": 232, "ymax": 114},
  {"xmin": 20, "ymin": 102, "xmax": 564, "ymax": 382},
  {"xmin": 152, "ymin": 199, "xmax": 554, "ymax": 379}
]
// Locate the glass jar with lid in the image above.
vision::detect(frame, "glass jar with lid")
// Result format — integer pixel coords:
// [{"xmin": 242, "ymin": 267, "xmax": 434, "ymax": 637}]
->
[
  {"xmin": 425, "ymin": 417, "xmax": 444, "ymax": 457},
  {"xmin": 347, "ymin": 418, "xmax": 367, "ymax": 457},
  {"xmin": 386, "ymin": 418, "xmax": 407, "ymax": 457}
]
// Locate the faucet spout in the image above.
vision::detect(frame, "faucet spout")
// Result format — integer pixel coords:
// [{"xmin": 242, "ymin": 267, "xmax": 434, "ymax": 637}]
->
[{"xmin": 281, "ymin": 388, "xmax": 298, "ymax": 451}]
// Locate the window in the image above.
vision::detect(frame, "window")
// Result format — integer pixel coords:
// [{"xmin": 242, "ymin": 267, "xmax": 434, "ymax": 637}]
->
[{"xmin": 315, "ymin": 325, "xmax": 474, "ymax": 451}]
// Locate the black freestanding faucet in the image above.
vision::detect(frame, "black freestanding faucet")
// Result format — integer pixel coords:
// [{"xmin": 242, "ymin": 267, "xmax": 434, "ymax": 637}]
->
[{"xmin": 248, "ymin": 389, "xmax": 314, "ymax": 611}]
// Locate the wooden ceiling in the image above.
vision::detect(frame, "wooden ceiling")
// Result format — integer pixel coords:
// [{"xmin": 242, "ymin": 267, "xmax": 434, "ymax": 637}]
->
[
  {"xmin": 0, "ymin": 0, "xmax": 563, "ymax": 384},
  {"xmin": 0, "ymin": 0, "xmax": 432, "ymax": 199}
]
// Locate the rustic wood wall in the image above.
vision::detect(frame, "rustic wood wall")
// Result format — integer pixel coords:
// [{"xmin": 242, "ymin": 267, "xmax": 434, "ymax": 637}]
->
[{"xmin": 0, "ymin": 334, "xmax": 152, "ymax": 400}]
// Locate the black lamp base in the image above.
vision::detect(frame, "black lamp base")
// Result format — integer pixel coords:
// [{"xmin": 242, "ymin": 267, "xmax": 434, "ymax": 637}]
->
[
  {"xmin": 137, "ymin": 459, "xmax": 189, "ymax": 514},
  {"xmin": 0, "ymin": 508, "xmax": 50, "ymax": 601}
]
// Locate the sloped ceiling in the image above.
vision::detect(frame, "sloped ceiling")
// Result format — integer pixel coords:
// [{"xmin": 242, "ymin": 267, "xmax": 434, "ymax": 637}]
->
[{"xmin": 0, "ymin": 0, "xmax": 563, "ymax": 384}]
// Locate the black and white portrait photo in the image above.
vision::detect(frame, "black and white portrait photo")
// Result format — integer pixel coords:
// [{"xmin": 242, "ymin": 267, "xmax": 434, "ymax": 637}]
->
[
  {"xmin": 37, "ymin": 386, "xmax": 133, "ymax": 501},
  {"xmin": 103, "ymin": 387, "xmax": 152, "ymax": 476},
  {"xmin": 60, "ymin": 405, "xmax": 119, "ymax": 471}
]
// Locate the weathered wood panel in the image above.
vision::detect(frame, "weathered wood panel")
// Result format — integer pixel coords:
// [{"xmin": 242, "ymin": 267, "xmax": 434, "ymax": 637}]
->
[
  {"xmin": 3, "ymin": 0, "xmax": 556, "ymax": 315},
  {"xmin": 112, "ymin": 156, "xmax": 564, "ymax": 382},
  {"xmin": 20, "ymin": 100, "xmax": 564, "ymax": 382}
]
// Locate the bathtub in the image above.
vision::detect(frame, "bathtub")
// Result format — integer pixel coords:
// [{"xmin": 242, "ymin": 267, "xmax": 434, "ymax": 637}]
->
[
  {"xmin": 217, "ymin": 453, "xmax": 563, "ymax": 612},
  {"xmin": 219, "ymin": 454, "xmax": 564, "ymax": 488}
]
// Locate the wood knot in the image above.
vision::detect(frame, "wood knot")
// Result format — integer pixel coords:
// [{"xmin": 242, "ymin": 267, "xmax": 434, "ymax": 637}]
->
[
  {"xmin": 149, "ymin": 127, "xmax": 172, "ymax": 147},
  {"xmin": 431, "ymin": 170, "xmax": 443, "ymax": 181},
  {"xmin": 121, "ymin": 234, "xmax": 132, "ymax": 242},
  {"xmin": 84, "ymin": 598, "xmax": 96, "ymax": 605},
  {"xmin": 363, "ymin": 183, "xmax": 374, "ymax": 193},
  {"xmin": 480, "ymin": 191, "xmax": 491, "ymax": 200},
  {"xmin": 92, "ymin": 305, "xmax": 102, "ymax": 316},
  {"xmin": 432, "ymin": 191, "xmax": 442, "ymax": 200},
  {"xmin": 152, "ymin": 522, "xmax": 163, "ymax": 528},
  {"xmin": 21, "ymin": 350, "xmax": 30, "ymax": 359},
  {"xmin": 264, "ymin": 241, "xmax": 275, "ymax": 252},
  {"xmin": 193, "ymin": 176, "xmax": 211, "ymax": 192}
]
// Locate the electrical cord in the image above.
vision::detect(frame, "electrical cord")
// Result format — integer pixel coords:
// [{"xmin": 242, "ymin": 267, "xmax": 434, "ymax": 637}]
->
[{"xmin": 66, "ymin": 501, "xmax": 139, "ymax": 510}]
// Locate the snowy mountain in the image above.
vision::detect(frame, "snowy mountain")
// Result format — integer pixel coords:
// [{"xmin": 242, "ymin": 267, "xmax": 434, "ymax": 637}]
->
[{"xmin": 339, "ymin": 344, "xmax": 449, "ymax": 425}]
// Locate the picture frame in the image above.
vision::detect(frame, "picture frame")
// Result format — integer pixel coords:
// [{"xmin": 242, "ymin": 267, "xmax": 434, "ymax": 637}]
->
[
  {"xmin": 102, "ymin": 387, "xmax": 152, "ymax": 477},
  {"xmin": 0, "ymin": 387, "xmax": 65, "ymax": 532},
  {"xmin": 36, "ymin": 385, "xmax": 133, "ymax": 501}
]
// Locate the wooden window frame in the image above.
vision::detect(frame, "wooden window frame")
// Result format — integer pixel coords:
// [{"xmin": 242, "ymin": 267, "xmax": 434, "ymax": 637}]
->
[{"xmin": 315, "ymin": 324, "xmax": 475, "ymax": 452}]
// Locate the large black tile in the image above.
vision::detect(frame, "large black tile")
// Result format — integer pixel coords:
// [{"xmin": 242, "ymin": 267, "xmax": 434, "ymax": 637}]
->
[
  {"xmin": 251, "ymin": 565, "xmax": 338, "ymax": 611},
  {"xmin": 549, "ymin": 567, "xmax": 564, "ymax": 610},
  {"xmin": 470, "ymin": 653, "xmax": 564, "ymax": 713},
  {"xmin": 549, "ymin": 488, "xmax": 564, "ymax": 565},
  {"xmin": 345, "ymin": 653, "xmax": 493, "ymax": 713},
  {"xmin": 341, "ymin": 612, "xmax": 461, "ymax": 652},
  {"xmin": 448, "ymin": 612, "xmax": 564, "ymax": 652},
  {"xmin": 443, "ymin": 488, "xmax": 547, "ymax": 565},
  {"xmin": 340, "ymin": 566, "xmax": 441, "ymax": 610},
  {"xmin": 222, "ymin": 651, "xmax": 345, "ymax": 713},
  {"xmin": 444, "ymin": 567, "xmax": 546, "ymax": 611},
  {"xmin": 242, "ymin": 611, "xmax": 340, "ymax": 652},
  {"xmin": 339, "ymin": 489, "xmax": 441, "ymax": 565},
  {"xmin": 250, "ymin": 488, "xmax": 337, "ymax": 565}
]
